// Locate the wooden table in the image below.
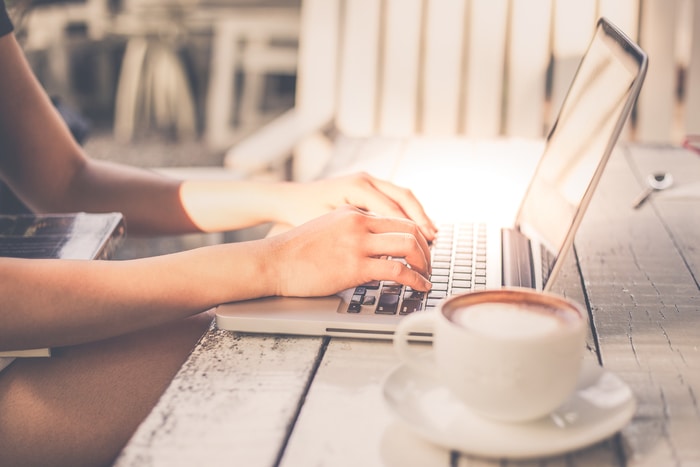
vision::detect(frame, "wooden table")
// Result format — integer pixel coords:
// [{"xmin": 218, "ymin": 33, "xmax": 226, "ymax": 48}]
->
[{"xmin": 114, "ymin": 141, "xmax": 700, "ymax": 466}]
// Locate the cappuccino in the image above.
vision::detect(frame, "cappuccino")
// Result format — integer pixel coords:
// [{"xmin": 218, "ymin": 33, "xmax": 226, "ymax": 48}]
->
[
  {"xmin": 394, "ymin": 288, "xmax": 587, "ymax": 422},
  {"xmin": 449, "ymin": 302, "xmax": 576, "ymax": 339}
]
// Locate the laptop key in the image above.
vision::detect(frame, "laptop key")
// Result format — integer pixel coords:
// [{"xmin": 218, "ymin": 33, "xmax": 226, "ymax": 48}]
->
[
  {"xmin": 361, "ymin": 295, "xmax": 376, "ymax": 306},
  {"xmin": 404, "ymin": 290, "xmax": 425, "ymax": 300},
  {"xmin": 376, "ymin": 293, "xmax": 399, "ymax": 314},
  {"xmin": 428, "ymin": 290, "xmax": 447, "ymax": 299},
  {"xmin": 400, "ymin": 299, "xmax": 422, "ymax": 314},
  {"xmin": 452, "ymin": 272, "xmax": 472, "ymax": 281}
]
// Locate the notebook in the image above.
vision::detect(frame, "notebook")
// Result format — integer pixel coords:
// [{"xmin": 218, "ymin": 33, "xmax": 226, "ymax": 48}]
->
[
  {"xmin": 0, "ymin": 212, "xmax": 125, "ymax": 358},
  {"xmin": 215, "ymin": 18, "xmax": 648, "ymax": 340}
]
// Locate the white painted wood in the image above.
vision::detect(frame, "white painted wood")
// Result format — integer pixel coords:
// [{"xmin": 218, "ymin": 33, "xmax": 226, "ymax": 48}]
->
[
  {"xmin": 684, "ymin": 0, "xmax": 700, "ymax": 136},
  {"xmin": 575, "ymin": 145, "xmax": 700, "ymax": 464},
  {"xmin": 224, "ymin": 108, "xmax": 323, "ymax": 177},
  {"xmin": 421, "ymin": 0, "xmax": 468, "ymax": 136},
  {"xmin": 462, "ymin": 0, "xmax": 508, "ymax": 138},
  {"xmin": 550, "ymin": 0, "xmax": 597, "ymax": 124},
  {"xmin": 221, "ymin": 0, "xmax": 700, "ymax": 182},
  {"xmin": 295, "ymin": 0, "xmax": 341, "ymax": 125},
  {"xmin": 291, "ymin": 131, "xmax": 334, "ymax": 182},
  {"xmin": 636, "ymin": 0, "xmax": 679, "ymax": 143},
  {"xmin": 598, "ymin": 0, "xmax": 640, "ymax": 41},
  {"xmin": 378, "ymin": 0, "xmax": 423, "ymax": 137},
  {"xmin": 335, "ymin": 0, "xmax": 382, "ymax": 136},
  {"xmin": 279, "ymin": 339, "xmax": 452, "ymax": 467},
  {"xmin": 321, "ymin": 136, "xmax": 405, "ymax": 180},
  {"xmin": 203, "ymin": 10, "xmax": 300, "ymax": 149},
  {"xmin": 115, "ymin": 331, "xmax": 325, "ymax": 467},
  {"xmin": 505, "ymin": 0, "xmax": 552, "ymax": 138},
  {"xmin": 204, "ymin": 19, "xmax": 238, "ymax": 148}
]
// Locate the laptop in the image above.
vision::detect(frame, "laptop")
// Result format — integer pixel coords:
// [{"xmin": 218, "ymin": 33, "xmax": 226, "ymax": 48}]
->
[{"xmin": 215, "ymin": 17, "xmax": 648, "ymax": 340}]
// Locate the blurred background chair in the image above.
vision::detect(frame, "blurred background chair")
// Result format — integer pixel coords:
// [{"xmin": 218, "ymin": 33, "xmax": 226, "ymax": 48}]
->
[
  {"xmin": 636, "ymin": 0, "xmax": 700, "ymax": 144},
  {"xmin": 16, "ymin": 0, "xmax": 117, "ymax": 118},
  {"xmin": 223, "ymin": 0, "xmax": 700, "ymax": 183},
  {"xmin": 110, "ymin": 0, "xmax": 300, "ymax": 148},
  {"xmin": 111, "ymin": 0, "xmax": 199, "ymax": 142},
  {"xmin": 203, "ymin": 7, "xmax": 299, "ymax": 149}
]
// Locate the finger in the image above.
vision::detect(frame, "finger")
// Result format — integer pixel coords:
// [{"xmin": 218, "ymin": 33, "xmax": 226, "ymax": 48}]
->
[
  {"xmin": 365, "ymin": 257, "xmax": 432, "ymax": 292},
  {"xmin": 363, "ymin": 232, "xmax": 430, "ymax": 277},
  {"xmin": 363, "ymin": 216, "xmax": 431, "ymax": 270},
  {"xmin": 363, "ymin": 176, "xmax": 438, "ymax": 241}
]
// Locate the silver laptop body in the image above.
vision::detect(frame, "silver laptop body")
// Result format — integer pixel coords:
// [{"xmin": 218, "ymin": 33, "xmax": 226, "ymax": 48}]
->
[{"xmin": 215, "ymin": 18, "xmax": 648, "ymax": 340}]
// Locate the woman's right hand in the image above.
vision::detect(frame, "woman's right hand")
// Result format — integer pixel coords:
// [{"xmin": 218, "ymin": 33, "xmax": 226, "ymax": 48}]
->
[{"xmin": 263, "ymin": 205, "xmax": 432, "ymax": 298}]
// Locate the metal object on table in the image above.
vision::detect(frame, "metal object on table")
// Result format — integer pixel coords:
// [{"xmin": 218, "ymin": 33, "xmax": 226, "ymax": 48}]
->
[{"xmin": 632, "ymin": 172, "xmax": 674, "ymax": 209}]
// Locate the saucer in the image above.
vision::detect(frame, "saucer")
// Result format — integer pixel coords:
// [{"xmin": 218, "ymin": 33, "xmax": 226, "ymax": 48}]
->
[{"xmin": 382, "ymin": 358, "xmax": 636, "ymax": 459}]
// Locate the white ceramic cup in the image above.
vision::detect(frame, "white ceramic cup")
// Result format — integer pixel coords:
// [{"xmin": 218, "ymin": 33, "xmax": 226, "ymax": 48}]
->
[{"xmin": 393, "ymin": 288, "xmax": 587, "ymax": 423}]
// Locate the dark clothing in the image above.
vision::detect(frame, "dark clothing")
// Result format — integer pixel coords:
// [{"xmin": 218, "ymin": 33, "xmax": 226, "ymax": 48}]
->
[
  {"xmin": 0, "ymin": 2, "xmax": 13, "ymax": 37},
  {"xmin": 0, "ymin": 2, "xmax": 28, "ymax": 214},
  {"xmin": 0, "ymin": 4, "xmax": 90, "ymax": 213}
]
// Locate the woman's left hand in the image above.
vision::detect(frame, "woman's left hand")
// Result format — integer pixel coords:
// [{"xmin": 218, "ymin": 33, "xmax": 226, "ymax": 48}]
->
[{"xmin": 275, "ymin": 173, "xmax": 438, "ymax": 242}]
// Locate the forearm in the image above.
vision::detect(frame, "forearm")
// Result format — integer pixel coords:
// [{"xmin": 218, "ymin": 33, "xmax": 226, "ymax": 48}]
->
[
  {"xmin": 22, "ymin": 158, "xmax": 195, "ymax": 235},
  {"xmin": 0, "ymin": 241, "xmax": 274, "ymax": 350},
  {"xmin": 177, "ymin": 178, "xmax": 294, "ymax": 232},
  {"xmin": 17, "ymin": 157, "xmax": 292, "ymax": 236},
  {"xmin": 64, "ymin": 161, "xmax": 298, "ymax": 235}
]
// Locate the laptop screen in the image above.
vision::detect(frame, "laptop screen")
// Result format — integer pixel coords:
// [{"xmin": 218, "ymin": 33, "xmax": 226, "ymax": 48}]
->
[{"xmin": 515, "ymin": 18, "xmax": 648, "ymax": 289}]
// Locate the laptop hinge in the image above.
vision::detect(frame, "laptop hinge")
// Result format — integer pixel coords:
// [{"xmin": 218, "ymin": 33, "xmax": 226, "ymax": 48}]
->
[{"xmin": 501, "ymin": 228, "xmax": 535, "ymax": 289}]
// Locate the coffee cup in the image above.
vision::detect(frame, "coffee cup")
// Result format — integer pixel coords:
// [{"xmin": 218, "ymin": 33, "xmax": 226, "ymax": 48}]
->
[{"xmin": 393, "ymin": 288, "xmax": 587, "ymax": 423}]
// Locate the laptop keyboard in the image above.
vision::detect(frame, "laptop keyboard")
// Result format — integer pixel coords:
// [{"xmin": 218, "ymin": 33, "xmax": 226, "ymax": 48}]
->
[{"xmin": 341, "ymin": 223, "xmax": 487, "ymax": 315}]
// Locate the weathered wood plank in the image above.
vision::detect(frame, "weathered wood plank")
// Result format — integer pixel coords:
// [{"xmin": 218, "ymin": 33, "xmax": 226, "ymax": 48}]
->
[
  {"xmin": 279, "ymin": 338, "xmax": 452, "ymax": 466},
  {"xmin": 115, "ymin": 328, "xmax": 324, "ymax": 467},
  {"xmin": 627, "ymin": 144, "xmax": 700, "ymax": 281},
  {"xmin": 574, "ymin": 144, "xmax": 700, "ymax": 464}
]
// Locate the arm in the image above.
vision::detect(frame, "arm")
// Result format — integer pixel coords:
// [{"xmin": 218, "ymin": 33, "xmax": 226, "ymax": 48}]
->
[
  {"xmin": 0, "ymin": 206, "xmax": 432, "ymax": 351},
  {"xmin": 0, "ymin": 30, "xmax": 436, "ymax": 351},
  {"xmin": 0, "ymin": 32, "xmax": 197, "ymax": 235}
]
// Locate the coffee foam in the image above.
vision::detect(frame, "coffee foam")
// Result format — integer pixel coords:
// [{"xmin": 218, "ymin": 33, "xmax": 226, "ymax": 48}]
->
[{"xmin": 450, "ymin": 302, "xmax": 571, "ymax": 338}]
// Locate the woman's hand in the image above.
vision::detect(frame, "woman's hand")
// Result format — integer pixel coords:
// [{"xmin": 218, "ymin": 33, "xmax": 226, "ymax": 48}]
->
[
  {"xmin": 275, "ymin": 173, "xmax": 437, "ymax": 242},
  {"xmin": 264, "ymin": 205, "xmax": 432, "ymax": 297}
]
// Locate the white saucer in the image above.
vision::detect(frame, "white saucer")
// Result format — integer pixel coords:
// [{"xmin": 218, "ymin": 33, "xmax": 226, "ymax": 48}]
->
[{"xmin": 382, "ymin": 358, "xmax": 636, "ymax": 459}]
